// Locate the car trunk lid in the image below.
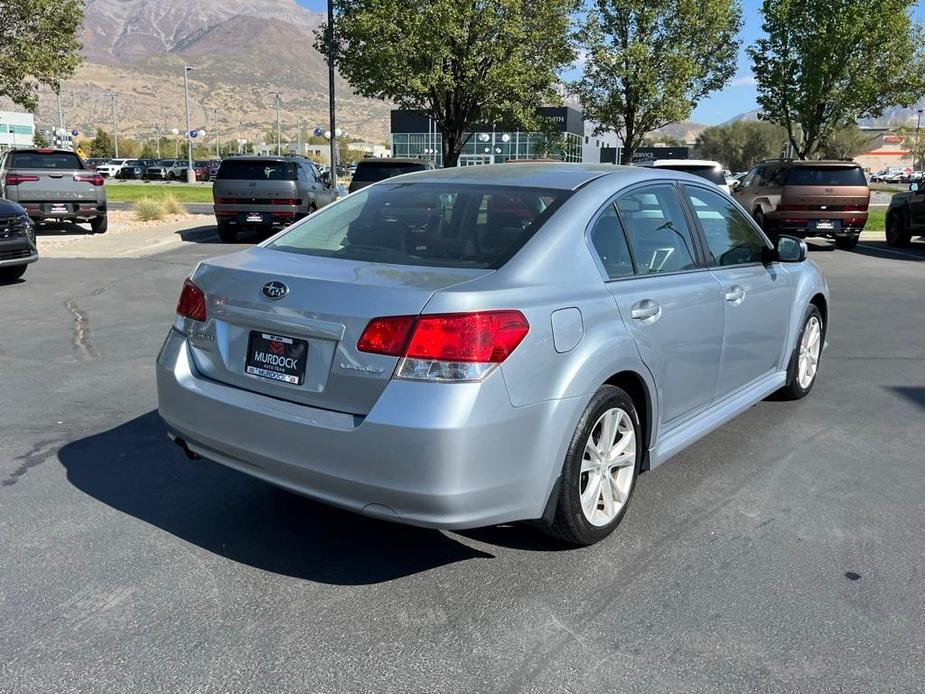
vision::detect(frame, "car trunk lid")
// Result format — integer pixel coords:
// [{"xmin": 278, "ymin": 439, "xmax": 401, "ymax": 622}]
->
[{"xmin": 184, "ymin": 247, "xmax": 492, "ymax": 415}]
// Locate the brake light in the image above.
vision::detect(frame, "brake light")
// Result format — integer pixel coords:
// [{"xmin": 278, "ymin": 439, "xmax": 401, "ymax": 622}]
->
[
  {"xmin": 271, "ymin": 198, "xmax": 297, "ymax": 206},
  {"xmin": 4, "ymin": 173, "xmax": 39, "ymax": 185},
  {"xmin": 176, "ymin": 278, "xmax": 207, "ymax": 322},
  {"xmin": 214, "ymin": 197, "xmax": 235, "ymax": 204},
  {"xmin": 357, "ymin": 311, "xmax": 529, "ymax": 382},
  {"xmin": 74, "ymin": 173, "xmax": 105, "ymax": 186}
]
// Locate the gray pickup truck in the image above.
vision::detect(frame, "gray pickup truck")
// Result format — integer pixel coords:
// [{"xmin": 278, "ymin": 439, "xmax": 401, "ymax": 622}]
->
[
  {"xmin": 0, "ymin": 148, "xmax": 108, "ymax": 233},
  {"xmin": 212, "ymin": 156, "xmax": 336, "ymax": 242}
]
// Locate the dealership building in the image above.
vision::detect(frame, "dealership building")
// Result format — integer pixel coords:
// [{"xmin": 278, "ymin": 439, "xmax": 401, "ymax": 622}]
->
[
  {"xmin": 390, "ymin": 107, "xmax": 592, "ymax": 166},
  {"xmin": 0, "ymin": 111, "xmax": 35, "ymax": 150}
]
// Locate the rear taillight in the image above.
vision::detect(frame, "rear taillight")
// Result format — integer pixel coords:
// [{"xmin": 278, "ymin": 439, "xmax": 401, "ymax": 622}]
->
[
  {"xmin": 214, "ymin": 197, "xmax": 235, "ymax": 204},
  {"xmin": 4, "ymin": 173, "xmax": 39, "ymax": 185},
  {"xmin": 357, "ymin": 311, "xmax": 529, "ymax": 382},
  {"xmin": 271, "ymin": 198, "xmax": 298, "ymax": 206},
  {"xmin": 176, "ymin": 278, "xmax": 207, "ymax": 322},
  {"xmin": 74, "ymin": 173, "xmax": 105, "ymax": 186}
]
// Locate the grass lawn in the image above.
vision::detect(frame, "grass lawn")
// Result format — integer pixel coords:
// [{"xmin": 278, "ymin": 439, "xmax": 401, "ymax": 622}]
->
[
  {"xmin": 104, "ymin": 183, "xmax": 213, "ymax": 203},
  {"xmin": 866, "ymin": 207, "xmax": 886, "ymax": 231}
]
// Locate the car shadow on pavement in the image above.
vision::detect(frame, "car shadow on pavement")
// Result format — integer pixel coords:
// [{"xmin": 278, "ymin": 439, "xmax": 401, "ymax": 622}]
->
[
  {"xmin": 852, "ymin": 241, "xmax": 925, "ymax": 261},
  {"xmin": 57, "ymin": 411, "xmax": 495, "ymax": 585},
  {"xmin": 889, "ymin": 386, "xmax": 925, "ymax": 409},
  {"xmin": 34, "ymin": 221, "xmax": 93, "ymax": 236},
  {"xmin": 176, "ymin": 225, "xmax": 268, "ymax": 245}
]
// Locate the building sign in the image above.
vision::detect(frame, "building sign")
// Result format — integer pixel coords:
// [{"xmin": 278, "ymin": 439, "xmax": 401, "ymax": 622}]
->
[{"xmin": 631, "ymin": 147, "xmax": 689, "ymax": 161}]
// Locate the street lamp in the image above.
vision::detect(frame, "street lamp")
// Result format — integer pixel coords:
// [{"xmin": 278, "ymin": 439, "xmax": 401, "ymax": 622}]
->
[
  {"xmin": 273, "ymin": 91, "xmax": 282, "ymax": 155},
  {"xmin": 183, "ymin": 65, "xmax": 195, "ymax": 182},
  {"xmin": 915, "ymin": 109, "xmax": 923, "ymax": 172},
  {"xmin": 326, "ymin": 0, "xmax": 337, "ymax": 185},
  {"xmin": 110, "ymin": 94, "xmax": 119, "ymax": 158}
]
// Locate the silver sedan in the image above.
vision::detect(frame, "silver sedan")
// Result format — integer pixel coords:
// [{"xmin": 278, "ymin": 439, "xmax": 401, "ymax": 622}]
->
[{"xmin": 157, "ymin": 163, "xmax": 827, "ymax": 546}]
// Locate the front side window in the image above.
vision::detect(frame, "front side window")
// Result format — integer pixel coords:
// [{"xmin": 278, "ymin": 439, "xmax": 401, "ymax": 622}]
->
[
  {"xmin": 266, "ymin": 182, "xmax": 570, "ymax": 269},
  {"xmin": 615, "ymin": 184, "xmax": 699, "ymax": 274},
  {"xmin": 683, "ymin": 185, "xmax": 768, "ymax": 266},
  {"xmin": 589, "ymin": 203, "xmax": 634, "ymax": 279}
]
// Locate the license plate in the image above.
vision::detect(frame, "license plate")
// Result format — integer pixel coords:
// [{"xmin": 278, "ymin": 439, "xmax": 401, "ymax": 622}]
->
[
  {"xmin": 50, "ymin": 204, "xmax": 68, "ymax": 214},
  {"xmin": 245, "ymin": 332, "xmax": 308, "ymax": 385},
  {"xmin": 246, "ymin": 212, "xmax": 263, "ymax": 223},
  {"xmin": 816, "ymin": 219, "xmax": 834, "ymax": 230}
]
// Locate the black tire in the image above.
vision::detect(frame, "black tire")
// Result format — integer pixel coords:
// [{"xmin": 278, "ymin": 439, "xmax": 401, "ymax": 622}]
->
[
  {"xmin": 217, "ymin": 221, "xmax": 238, "ymax": 243},
  {"xmin": 167, "ymin": 172, "xmax": 175, "ymax": 181},
  {"xmin": 885, "ymin": 213, "xmax": 911, "ymax": 247},
  {"xmin": 543, "ymin": 385, "xmax": 642, "ymax": 546},
  {"xmin": 0, "ymin": 264, "xmax": 27, "ymax": 283},
  {"xmin": 834, "ymin": 235, "xmax": 858, "ymax": 251},
  {"xmin": 90, "ymin": 216, "xmax": 108, "ymax": 234},
  {"xmin": 776, "ymin": 304, "xmax": 823, "ymax": 401}
]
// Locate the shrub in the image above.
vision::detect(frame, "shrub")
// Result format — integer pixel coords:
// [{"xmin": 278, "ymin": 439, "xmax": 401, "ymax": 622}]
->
[
  {"xmin": 134, "ymin": 197, "xmax": 165, "ymax": 222},
  {"xmin": 161, "ymin": 193, "xmax": 187, "ymax": 215}
]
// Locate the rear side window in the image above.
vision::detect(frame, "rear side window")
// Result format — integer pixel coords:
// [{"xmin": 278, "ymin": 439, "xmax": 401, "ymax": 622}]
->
[
  {"xmin": 589, "ymin": 204, "xmax": 634, "ymax": 279},
  {"xmin": 352, "ymin": 161, "xmax": 427, "ymax": 183},
  {"xmin": 217, "ymin": 160, "xmax": 296, "ymax": 181},
  {"xmin": 266, "ymin": 183, "xmax": 570, "ymax": 269},
  {"xmin": 10, "ymin": 152, "xmax": 84, "ymax": 170},
  {"xmin": 657, "ymin": 164, "xmax": 726, "ymax": 186},
  {"xmin": 683, "ymin": 185, "xmax": 768, "ymax": 266},
  {"xmin": 787, "ymin": 166, "xmax": 866, "ymax": 186},
  {"xmin": 615, "ymin": 185, "xmax": 699, "ymax": 274}
]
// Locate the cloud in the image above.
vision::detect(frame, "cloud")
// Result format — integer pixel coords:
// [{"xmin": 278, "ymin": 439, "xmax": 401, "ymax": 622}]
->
[{"xmin": 731, "ymin": 74, "xmax": 757, "ymax": 87}]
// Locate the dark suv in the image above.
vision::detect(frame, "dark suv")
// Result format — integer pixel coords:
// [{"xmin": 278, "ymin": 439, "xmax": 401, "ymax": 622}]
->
[
  {"xmin": 348, "ymin": 158, "xmax": 435, "ymax": 193},
  {"xmin": 0, "ymin": 199, "xmax": 38, "ymax": 283},
  {"xmin": 732, "ymin": 159, "xmax": 869, "ymax": 250}
]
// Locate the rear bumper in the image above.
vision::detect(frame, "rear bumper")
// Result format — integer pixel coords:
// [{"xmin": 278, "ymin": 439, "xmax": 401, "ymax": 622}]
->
[
  {"xmin": 21, "ymin": 202, "xmax": 106, "ymax": 222},
  {"xmin": 156, "ymin": 329, "xmax": 582, "ymax": 529},
  {"xmin": 214, "ymin": 204, "xmax": 304, "ymax": 226},
  {"xmin": 764, "ymin": 213, "xmax": 866, "ymax": 237}
]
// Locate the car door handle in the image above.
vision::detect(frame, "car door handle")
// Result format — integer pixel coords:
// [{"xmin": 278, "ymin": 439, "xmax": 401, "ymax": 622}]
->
[
  {"xmin": 725, "ymin": 285, "xmax": 746, "ymax": 305},
  {"xmin": 630, "ymin": 299, "xmax": 661, "ymax": 323}
]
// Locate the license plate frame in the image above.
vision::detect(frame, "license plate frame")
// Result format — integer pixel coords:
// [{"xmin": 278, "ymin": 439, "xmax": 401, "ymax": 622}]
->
[
  {"xmin": 49, "ymin": 203, "xmax": 69, "ymax": 215},
  {"xmin": 245, "ymin": 212, "xmax": 265, "ymax": 223},
  {"xmin": 245, "ymin": 331, "xmax": 308, "ymax": 385},
  {"xmin": 815, "ymin": 219, "xmax": 836, "ymax": 231}
]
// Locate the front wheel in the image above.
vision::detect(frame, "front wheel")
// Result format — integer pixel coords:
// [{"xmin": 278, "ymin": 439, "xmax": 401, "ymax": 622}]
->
[
  {"xmin": 834, "ymin": 235, "xmax": 858, "ymax": 250},
  {"xmin": 885, "ymin": 213, "xmax": 911, "ymax": 247},
  {"xmin": 776, "ymin": 305, "xmax": 823, "ymax": 401},
  {"xmin": 543, "ymin": 385, "xmax": 642, "ymax": 546}
]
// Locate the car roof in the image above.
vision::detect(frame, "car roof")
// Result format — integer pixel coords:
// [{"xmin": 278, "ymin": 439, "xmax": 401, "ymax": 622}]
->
[
  {"xmin": 643, "ymin": 159, "xmax": 722, "ymax": 168},
  {"xmin": 357, "ymin": 158, "xmax": 430, "ymax": 165}
]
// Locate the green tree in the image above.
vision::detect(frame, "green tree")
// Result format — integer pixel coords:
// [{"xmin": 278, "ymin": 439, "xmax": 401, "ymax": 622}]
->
[
  {"xmin": 32, "ymin": 129, "xmax": 50, "ymax": 147},
  {"xmin": 89, "ymin": 129, "xmax": 114, "ymax": 157},
  {"xmin": 750, "ymin": 0, "xmax": 925, "ymax": 160},
  {"xmin": 318, "ymin": 0, "xmax": 575, "ymax": 167},
  {"xmin": 0, "ymin": 0, "xmax": 83, "ymax": 111},
  {"xmin": 817, "ymin": 125, "xmax": 877, "ymax": 160},
  {"xmin": 695, "ymin": 120, "xmax": 788, "ymax": 170},
  {"xmin": 574, "ymin": 0, "xmax": 741, "ymax": 164}
]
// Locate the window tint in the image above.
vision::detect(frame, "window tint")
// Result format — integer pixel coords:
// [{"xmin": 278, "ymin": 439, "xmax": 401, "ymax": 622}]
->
[
  {"xmin": 589, "ymin": 204, "xmax": 634, "ymax": 279},
  {"xmin": 10, "ymin": 152, "xmax": 84, "ymax": 170},
  {"xmin": 683, "ymin": 185, "xmax": 767, "ymax": 266},
  {"xmin": 352, "ymin": 161, "xmax": 427, "ymax": 183},
  {"xmin": 216, "ymin": 160, "xmax": 297, "ymax": 181},
  {"xmin": 787, "ymin": 166, "xmax": 866, "ymax": 186},
  {"xmin": 615, "ymin": 184, "xmax": 699, "ymax": 274},
  {"xmin": 266, "ymin": 183, "xmax": 570, "ymax": 269}
]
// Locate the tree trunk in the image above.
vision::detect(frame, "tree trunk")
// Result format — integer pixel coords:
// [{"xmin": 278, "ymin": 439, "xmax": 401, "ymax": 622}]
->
[
  {"xmin": 621, "ymin": 120, "xmax": 636, "ymax": 164},
  {"xmin": 441, "ymin": 125, "xmax": 469, "ymax": 168}
]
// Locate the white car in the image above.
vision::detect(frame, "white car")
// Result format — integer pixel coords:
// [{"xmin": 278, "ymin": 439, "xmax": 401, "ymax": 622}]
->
[
  {"xmin": 636, "ymin": 159, "xmax": 730, "ymax": 193},
  {"xmin": 96, "ymin": 158, "xmax": 140, "ymax": 178}
]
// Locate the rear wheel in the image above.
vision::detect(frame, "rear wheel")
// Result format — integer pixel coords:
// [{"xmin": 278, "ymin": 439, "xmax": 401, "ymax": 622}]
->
[
  {"xmin": 834, "ymin": 234, "xmax": 858, "ymax": 250},
  {"xmin": 543, "ymin": 385, "xmax": 641, "ymax": 546},
  {"xmin": 885, "ymin": 213, "xmax": 911, "ymax": 247},
  {"xmin": 90, "ymin": 216, "xmax": 108, "ymax": 234},
  {"xmin": 0, "ymin": 264, "xmax": 27, "ymax": 283},
  {"xmin": 217, "ymin": 220, "xmax": 238, "ymax": 243},
  {"xmin": 776, "ymin": 305, "xmax": 823, "ymax": 400}
]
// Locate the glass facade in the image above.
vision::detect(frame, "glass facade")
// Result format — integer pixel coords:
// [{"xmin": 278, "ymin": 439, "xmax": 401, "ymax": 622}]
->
[{"xmin": 391, "ymin": 130, "xmax": 583, "ymax": 167}]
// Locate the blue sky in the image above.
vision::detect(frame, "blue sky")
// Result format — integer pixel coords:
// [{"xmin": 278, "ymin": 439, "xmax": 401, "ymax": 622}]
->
[{"xmin": 296, "ymin": 0, "xmax": 924, "ymax": 125}]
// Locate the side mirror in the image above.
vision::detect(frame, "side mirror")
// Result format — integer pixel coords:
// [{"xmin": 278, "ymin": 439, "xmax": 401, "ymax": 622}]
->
[
  {"xmin": 910, "ymin": 181, "xmax": 920, "ymax": 193},
  {"xmin": 319, "ymin": 170, "xmax": 332, "ymax": 185},
  {"xmin": 730, "ymin": 180, "xmax": 740, "ymax": 191},
  {"xmin": 775, "ymin": 234, "xmax": 807, "ymax": 263}
]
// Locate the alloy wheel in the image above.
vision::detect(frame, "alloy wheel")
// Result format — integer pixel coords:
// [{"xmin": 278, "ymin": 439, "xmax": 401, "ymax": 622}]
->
[
  {"xmin": 797, "ymin": 316, "xmax": 822, "ymax": 390},
  {"xmin": 579, "ymin": 407, "xmax": 636, "ymax": 527}
]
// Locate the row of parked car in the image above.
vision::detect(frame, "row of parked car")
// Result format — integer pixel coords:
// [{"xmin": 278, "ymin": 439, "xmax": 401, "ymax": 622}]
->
[{"xmin": 85, "ymin": 158, "xmax": 221, "ymax": 182}]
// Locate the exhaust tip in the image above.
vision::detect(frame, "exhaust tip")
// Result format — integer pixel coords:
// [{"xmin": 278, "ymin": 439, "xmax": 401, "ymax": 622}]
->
[{"xmin": 174, "ymin": 437, "xmax": 202, "ymax": 460}]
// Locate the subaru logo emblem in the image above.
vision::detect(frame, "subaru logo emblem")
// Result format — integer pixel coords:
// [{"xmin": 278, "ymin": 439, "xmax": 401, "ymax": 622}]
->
[{"xmin": 262, "ymin": 281, "xmax": 288, "ymax": 300}]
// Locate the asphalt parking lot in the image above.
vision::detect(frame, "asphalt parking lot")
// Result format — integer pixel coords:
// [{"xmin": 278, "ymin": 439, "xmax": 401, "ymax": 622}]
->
[{"xmin": 1, "ymin": 231, "xmax": 924, "ymax": 693}]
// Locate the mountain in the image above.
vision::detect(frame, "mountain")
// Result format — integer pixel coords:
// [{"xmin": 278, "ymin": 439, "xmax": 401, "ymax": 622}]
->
[
  {"xmin": 653, "ymin": 121, "xmax": 708, "ymax": 143},
  {"xmin": 9, "ymin": 0, "xmax": 391, "ymax": 145}
]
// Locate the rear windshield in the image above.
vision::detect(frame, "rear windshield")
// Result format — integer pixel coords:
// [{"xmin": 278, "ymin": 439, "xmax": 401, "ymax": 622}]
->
[
  {"xmin": 787, "ymin": 166, "xmax": 866, "ymax": 186},
  {"xmin": 352, "ymin": 161, "xmax": 427, "ymax": 183},
  {"xmin": 656, "ymin": 164, "xmax": 726, "ymax": 186},
  {"xmin": 10, "ymin": 152, "xmax": 84, "ymax": 170},
  {"xmin": 266, "ymin": 183, "xmax": 571, "ymax": 269},
  {"xmin": 216, "ymin": 160, "xmax": 296, "ymax": 181}
]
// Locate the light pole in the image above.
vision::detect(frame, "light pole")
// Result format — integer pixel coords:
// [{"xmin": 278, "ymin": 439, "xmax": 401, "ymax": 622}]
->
[
  {"xmin": 155, "ymin": 124, "xmax": 161, "ymax": 159},
  {"xmin": 110, "ymin": 94, "xmax": 119, "ymax": 157},
  {"xmin": 57, "ymin": 90, "xmax": 64, "ymax": 144},
  {"xmin": 183, "ymin": 65, "xmax": 195, "ymax": 182},
  {"xmin": 326, "ymin": 0, "xmax": 337, "ymax": 183},
  {"xmin": 297, "ymin": 117, "xmax": 302, "ymax": 156},
  {"xmin": 213, "ymin": 108, "xmax": 219, "ymax": 158},
  {"xmin": 273, "ymin": 91, "xmax": 282, "ymax": 156},
  {"xmin": 915, "ymin": 109, "xmax": 923, "ymax": 172}
]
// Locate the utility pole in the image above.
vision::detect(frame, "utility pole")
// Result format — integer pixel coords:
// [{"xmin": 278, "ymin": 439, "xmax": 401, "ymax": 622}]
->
[
  {"xmin": 213, "ymin": 108, "xmax": 219, "ymax": 158},
  {"xmin": 297, "ymin": 117, "xmax": 302, "ymax": 156},
  {"xmin": 155, "ymin": 124, "xmax": 161, "ymax": 159},
  {"xmin": 326, "ymin": 0, "xmax": 337, "ymax": 182},
  {"xmin": 274, "ymin": 92, "xmax": 282, "ymax": 156},
  {"xmin": 183, "ymin": 65, "xmax": 195, "ymax": 182},
  {"xmin": 110, "ymin": 94, "xmax": 119, "ymax": 158},
  {"xmin": 56, "ymin": 90, "xmax": 64, "ymax": 146}
]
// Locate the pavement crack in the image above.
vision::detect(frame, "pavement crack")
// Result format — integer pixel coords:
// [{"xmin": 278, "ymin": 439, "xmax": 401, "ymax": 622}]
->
[
  {"xmin": 64, "ymin": 299, "xmax": 97, "ymax": 358},
  {"xmin": 1, "ymin": 439, "xmax": 62, "ymax": 488}
]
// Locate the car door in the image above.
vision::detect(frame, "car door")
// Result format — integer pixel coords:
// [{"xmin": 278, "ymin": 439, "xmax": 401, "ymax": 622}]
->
[
  {"xmin": 905, "ymin": 184, "xmax": 925, "ymax": 232},
  {"xmin": 601, "ymin": 183, "xmax": 725, "ymax": 427},
  {"xmin": 681, "ymin": 184, "xmax": 791, "ymax": 400}
]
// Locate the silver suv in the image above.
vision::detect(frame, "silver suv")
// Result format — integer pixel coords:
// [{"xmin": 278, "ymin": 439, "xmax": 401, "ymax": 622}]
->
[
  {"xmin": 0, "ymin": 148, "xmax": 108, "ymax": 233},
  {"xmin": 212, "ymin": 156, "xmax": 337, "ymax": 243}
]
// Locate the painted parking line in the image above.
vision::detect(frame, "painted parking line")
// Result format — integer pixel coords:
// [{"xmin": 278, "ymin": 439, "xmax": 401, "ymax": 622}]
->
[{"xmin": 857, "ymin": 244, "xmax": 925, "ymax": 260}]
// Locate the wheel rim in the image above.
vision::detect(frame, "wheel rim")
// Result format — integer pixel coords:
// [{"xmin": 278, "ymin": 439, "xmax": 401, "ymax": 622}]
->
[
  {"xmin": 579, "ymin": 408, "xmax": 636, "ymax": 527},
  {"xmin": 797, "ymin": 316, "xmax": 822, "ymax": 390}
]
